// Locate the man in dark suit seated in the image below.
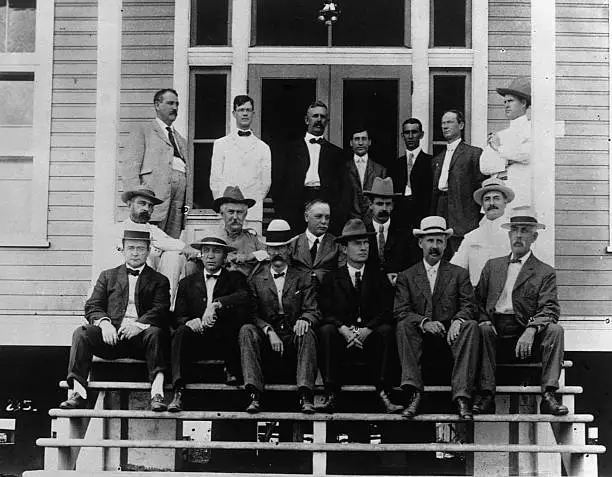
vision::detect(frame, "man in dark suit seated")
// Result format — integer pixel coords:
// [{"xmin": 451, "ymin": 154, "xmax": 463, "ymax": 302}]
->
[
  {"xmin": 317, "ymin": 219, "xmax": 402, "ymax": 414},
  {"xmin": 60, "ymin": 228, "xmax": 171, "ymax": 412},
  {"xmin": 290, "ymin": 199, "xmax": 339, "ymax": 289},
  {"xmin": 168, "ymin": 237, "xmax": 250, "ymax": 412},
  {"xmin": 394, "ymin": 216, "xmax": 479, "ymax": 420},
  {"xmin": 364, "ymin": 177, "xmax": 420, "ymax": 286},
  {"xmin": 240, "ymin": 220, "xmax": 319, "ymax": 414},
  {"xmin": 473, "ymin": 206, "xmax": 568, "ymax": 416}
]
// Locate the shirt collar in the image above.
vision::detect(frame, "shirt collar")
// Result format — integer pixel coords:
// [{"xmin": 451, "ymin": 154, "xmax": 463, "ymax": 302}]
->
[
  {"xmin": 509, "ymin": 114, "xmax": 529, "ymax": 128},
  {"xmin": 347, "ymin": 263, "xmax": 365, "ymax": 276},
  {"xmin": 423, "ymin": 259, "xmax": 440, "ymax": 273},
  {"xmin": 270, "ymin": 265, "xmax": 289, "ymax": 277},
  {"xmin": 234, "ymin": 128, "xmax": 253, "ymax": 136},
  {"xmin": 373, "ymin": 217, "xmax": 391, "ymax": 234},
  {"xmin": 446, "ymin": 138, "xmax": 462, "ymax": 150},
  {"xmin": 354, "ymin": 153, "xmax": 368, "ymax": 163},
  {"xmin": 406, "ymin": 146, "xmax": 421, "ymax": 158},
  {"xmin": 305, "ymin": 132, "xmax": 324, "ymax": 142},
  {"xmin": 511, "ymin": 250, "xmax": 531, "ymax": 264},
  {"xmin": 156, "ymin": 117, "xmax": 173, "ymax": 133},
  {"xmin": 305, "ymin": 228, "xmax": 324, "ymax": 245},
  {"xmin": 204, "ymin": 268, "xmax": 222, "ymax": 278},
  {"xmin": 127, "ymin": 264, "xmax": 146, "ymax": 273}
]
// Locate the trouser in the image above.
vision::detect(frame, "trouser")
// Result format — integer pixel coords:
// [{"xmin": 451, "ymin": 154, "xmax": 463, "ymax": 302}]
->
[
  {"xmin": 396, "ymin": 319, "xmax": 479, "ymax": 400},
  {"xmin": 159, "ymin": 169, "xmax": 187, "ymax": 239},
  {"xmin": 479, "ymin": 317, "xmax": 564, "ymax": 392},
  {"xmin": 318, "ymin": 323, "xmax": 397, "ymax": 392},
  {"xmin": 66, "ymin": 324, "xmax": 167, "ymax": 390},
  {"xmin": 434, "ymin": 191, "xmax": 463, "ymax": 259},
  {"xmin": 239, "ymin": 323, "xmax": 318, "ymax": 393},
  {"xmin": 171, "ymin": 321, "xmax": 243, "ymax": 387}
]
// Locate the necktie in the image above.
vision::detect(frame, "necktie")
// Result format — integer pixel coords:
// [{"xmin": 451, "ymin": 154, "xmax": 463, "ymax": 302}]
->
[
  {"xmin": 206, "ymin": 274, "xmax": 218, "ymax": 280},
  {"xmin": 273, "ymin": 272, "xmax": 286, "ymax": 279},
  {"xmin": 427, "ymin": 268, "xmax": 436, "ymax": 293},
  {"xmin": 166, "ymin": 127, "xmax": 183, "ymax": 160},
  {"xmin": 127, "ymin": 268, "xmax": 140, "ymax": 276},
  {"xmin": 407, "ymin": 152, "xmax": 414, "ymax": 168},
  {"xmin": 354, "ymin": 270, "xmax": 362, "ymax": 292},
  {"xmin": 309, "ymin": 137, "xmax": 324, "ymax": 145},
  {"xmin": 510, "ymin": 258, "xmax": 522, "ymax": 264},
  {"xmin": 310, "ymin": 238, "xmax": 319, "ymax": 263},
  {"xmin": 378, "ymin": 224, "xmax": 386, "ymax": 264},
  {"xmin": 237, "ymin": 130, "xmax": 251, "ymax": 137}
]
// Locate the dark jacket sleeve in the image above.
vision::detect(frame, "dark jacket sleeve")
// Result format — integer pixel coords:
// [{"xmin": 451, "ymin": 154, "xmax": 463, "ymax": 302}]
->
[
  {"xmin": 452, "ymin": 266, "xmax": 476, "ymax": 322},
  {"xmin": 474, "ymin": 259, "xmax": 493, "ymax": 323},
  {"xmin": 137, "ymin": 274, "xmax": 170, "ymax": 328},
  {"xmin": 84, "ymin": 271, "xmax": 111, "ymax": 325},
  {"xmin": 215, "ymin": 272, "xmax": 250, "ymax": 310},
  {"xmin": 365, "ymin": 272, "xmax": 394, "ymax": 329},
  {"xmin": 173, "ymin": 278, "xmax": 192, "ymax": 327},
  {"xmin": 393, "ymin": 271, "xmax": 427, "ymax": 324},
  {"xmin": 298, "ymin": 274, "xmax": 321, "ymax": 326},
  {"xmin": 529, "ymin": 268, "xmax": 560, "ymax": 327},
  {"xmin": 318, "ymin": 272, "xmax": 343, "ymax": 327}
]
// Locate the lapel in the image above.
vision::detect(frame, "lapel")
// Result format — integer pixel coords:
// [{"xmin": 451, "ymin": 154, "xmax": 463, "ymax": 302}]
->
[
  {"xmin": 348, "ymin": 158, "xmax": 361, "ymax": 189},
  {"xmin": 363, "ymin": 160, "xmax": 376, "ymax": 190},
  {"xmin": 135, "ymin": 265, "xmax": 152, "ymax": 311},
  {"xmin": 432, "ymin": 261, "xmax": 451, "ymax": 302},
  {"xmin": 152, "ymin": 119, "xmax": 172, "ymax": 148},
  {"xmin": 314, "ymin": 233, "xmax": 335, "ymax": 267},
  {"xmin": 448, "ymin": 141, "xmax": 465, "ymax": 173},
  {"xmin": 117, "ymin": 264, "xmax": 130, "ymax": 310},
  {"xmin": 412, "ymin": 262, "xmax": 432, "ymax": 300},
  {"xmin": 399, "ymin": 154, "xmax": 408, "ymax": 189},
  {"xmin": 492, "ymin": 255, "xmax": 511, "ymax": 301},
  {"xmin": 338, "ymin": 266, "xmax": 355, "ymax": 297},
  {"xmin": 513, "ymin": 253, "xmax": 536, "ymax": 291},
  {"xmin": 260, "ymin": 268, "xmax": 280, "ymax": 306},
  {"xmin": 295, "ymin": 233, "xmax": 313, "ymax": 266},
  {"xmin": 297, "ymin": 140, "xmax": 310, "ymax": 178},
  {"xmin": 193, "ymin": 272, "xmax": 207, "ymax": 303},
  {"xmin": 282, "ymin": 268, "xmax": 299, "ymax": 300}
]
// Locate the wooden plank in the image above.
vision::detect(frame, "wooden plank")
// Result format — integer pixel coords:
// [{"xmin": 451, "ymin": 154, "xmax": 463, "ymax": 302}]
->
[
  {"xmin": 555, "ymin": 153, "xmax": 609, "ymax": 166},
  {"xmin": 54, "ymin": 50, "xmax": 98, "ymax": 62},
  {"xmin": 555, "ymin": 210, "xmax": 609, "ymax": 226},
  {"xmin": 53, "ymin": 63, "xmax": 97, "ymax": 75},
  {"xmin": 0, "ymin": 281, "xmax": 88, "ymax": 295},
  {"xmin": 48, "ymin": 207, "xmax": 94, "ymax": 221},
  {"xmin": 52, "ymin": 121, "xmax": 96, "ymax": 134},
  {"xmin": 560, "ymin": 301, "xmax": 612, "ymax": 315},
  {"xmin": 54, "ymin": 35, "xmax": 97, "ymax": 49},
  {"xmin": 122, "ymin": 33, "xmax": 174, "ymax": 48},
  {"xmin": 0, "ymin": 251, "xmax": 91, "ymax": 266},
  {"xmin": 559, "ymin": 286, "xmax": 612, "ymax": 301},
  {"xmin": 121, "ymin": 19, "xmax": 174, "ymax": 33},
  {"xmin": 0, "ymin": 266, "xmax": 90, "ymax": 281},
  {"xmin": 121, "ymin": 4, "xmax": 175, "ymax": 17},
  {"xmin": 1, "ymin": 295, "xmax": 85, "ymax": 311},
  {"xmin": 555, "ymin": 181, "xmax": 607, "ymax": 196},
  {"xmin": 556, "ymin": 241, "xmax": 608, "ymax": 256},
  {"xmin": 38, "ymin": 236, "xmax": 93, "ymax": 251},
  {"xmin": 55, "ymin": 4, "xmax": 97, "ymax": 18},
  {"xmin": 49, "ymin": 177, "xmax": 95, "ymax": 192},
  {"xmin": 54, "ymin": 20, "xmax": 97, "ymax": 33},
  {"xmin": 557, "ymin": 77, "xmax": 609, "ymax": 92},
  {"xmin": 49, "ymin": 192, "xmax": 95, "ymax": 207},
  {"xmin": 122, "ymin": 64, "xmax": 174, "ymax": 75},
  {"xmin": 50, "ymin": 150, "xmax": 95, "ymax": 163},
  {"xmin": 48, "ymin": 221, "xmax": 93, "ymax": 236},
  {"xmin": 555, "ymin": 196, "xmax": 608, "ymax": 211},
  {"xmin": 556, "ymin": 5, "xmax": 609, "ymax": 19},
  {"xmin": 555, "ymin": 226, "xmax": 609, "ymax": 241},
  {"xmin": 556, "ymin": 20, "xmax": 608, "ymax": 34},
  {"xmin": 52, "ymin": 106, "xmax": 97, "ymax": 120},
  {"xmin": 49, "ymin": 163, "xmax": 94, "ymax": 177},
  {"xmin": 556, "ymin": 166, "xmax": 607, "ymax": 181},
  {"xmin": 489, "ymin": 20, "xmax": 530, "ymax": 32},
  {"xmin": 51, "ymin": 135, "xmax": 97, "ymax": 149},
  {"xmin": 557, "ymin": 256, "xmax": 612, "ymax": 271},
  {"xmin": 121, "ymin": 48, "xmax": 174, "ymax": 62}
]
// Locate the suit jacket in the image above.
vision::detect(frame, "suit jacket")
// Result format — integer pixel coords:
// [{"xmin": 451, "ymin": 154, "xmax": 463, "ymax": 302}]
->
[
  {"xmin": 346, "ymin": 155, "xmax": 387, "ymax": 221},
  {"xmin": 319, "ymin": 265, "xmax": 394, "ymax": 329},
  {"xmin": 173, "ymin": 268, "xmax": 250, "ymax": 327},
  {"xmin": 394, "ymin": 260, "xmax": 475, "ymax": 325},
  {"xmin": 275, "ymin": 138, "xmax": 349, "ymax": 236},
  {"xmin": 388, "ymin": 150, "xmax": 433, "ymax": 227},
  {"xmin": 121, "ymin": 119, "xmax": 190, "ymax": 223},
  {"xmin": 290, "ymin": 232, "xmax": 339, "ymax": 286},
  {"xmin": 475, "ymin": 253, "xmax": 560, "ymax": 328},
  {"xmin": 249, "ymin": 266, "xmax": 320, "ymax": 333},
  {"xmin": 431, "ymin": 141, "xmax": 485, "ymax": 237},
  {"xmin": 366, "ymin": 220, "xmax": 421, "ymax": 274},
  {"xmin": 85, "ymin": 264, "xmax": 170, "ymax": 329}
]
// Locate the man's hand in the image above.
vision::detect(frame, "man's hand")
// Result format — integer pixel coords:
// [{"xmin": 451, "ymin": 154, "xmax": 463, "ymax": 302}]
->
[
  {"xmin": 423, "ymin": 320, "xmax": 446, "ymax": 337},
  {"xmin": 100, "ymin": 321, "xmax": 118, "ymax": 346},
  {"xmin": 479, "ymin": 321, "xmax": 498, "ymax": 335},
  {"xmin": 118, "ymin": 322, "xmax": 143, "ymax": 340},
  {"xmin": 252, "ymin": 250, "xmax": 269, "ymax": 262},
  {"xmin": 447, "ymin": 320, "xmax": 462, "ymax": 346},
  {"xmin": 186, "ymin": 317, "xmax": 204, "ymax": 334},
  {"xmin": 515, "ymin": 327, "xmax": 537, "ymax": 360},
  {"xmin": 202, "ymin": 305, "xmax": 217, "ymax": 328},
  {"xmin": 181, "ymin": 245, "xmax": 201, "ymax": 261},
  {"xmin": 488, "ymin": 132, "xmax": 501, "ymax": 151},
  {"xmin": 356, "ymin": 327, "xmax": 373, "ymax": 344},
  {"xmin": 338, "ymin": 325, "xmax": 356, "ymax": 343},
  {"xmin": 386, "ymin": 273, "xmax": 398, "ymax": 286},
  {"xmin": 293, "ymin": 319, "xmax": 310, "ymax": 337},
  {"xmin": 268, "ymin": 329, "xmax": 284, "ymax": 354}
]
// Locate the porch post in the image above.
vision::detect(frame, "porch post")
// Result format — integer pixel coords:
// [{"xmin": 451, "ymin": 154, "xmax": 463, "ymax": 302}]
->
[
  {"xmin": 410, "ymin": 0, "xmax": 430, "ymax": 146},
  {"xmin": 230, "ymin": 0, "xmax": 252, "ymax": 118}
]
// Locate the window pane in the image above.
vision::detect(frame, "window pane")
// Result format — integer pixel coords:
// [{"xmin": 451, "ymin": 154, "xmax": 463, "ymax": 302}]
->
[
  {"xmin": 432, "ymin": 75, "xmax": 466, "ymax": 154},
  {"xmin": 334, "ymin": 0, "xmax": 404, "ymax": 47},
  {"xmin": 0, "ymin": 156, "xmax": 33, "ymax": 235},
  {"xmin": 193, "ymin": 0, "xmax": 228, "ymax": 46},
  {"xmin": 0, "ymin": 73, "xmax": 34, "ymax": 126},
  {"xmin": 0, "ymin": 1, "xmax": 6, "ymax": 53},
  {"xmin": 193, "ymin": 74, "xmax": 227, "ymax": 139},
  {"xmin": 8, "ymin": 0, "xmax": 36, "ymax": 53},
  {"xmin": 255, "ymin": 0, "xmax": 326, "ymax": 46},
  {"xmin": 193, "ymin": 143, "xmax": 214, "ymax": 209},
  {"xmin": 433, "ymin": 0, "xmax": 466, "ymax": 47}
]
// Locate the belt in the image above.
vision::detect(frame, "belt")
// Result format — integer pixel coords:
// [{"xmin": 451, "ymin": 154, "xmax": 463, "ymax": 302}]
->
[{"xmin": 304, "ymin": 185, "xmax": 321, "ymax": 191}]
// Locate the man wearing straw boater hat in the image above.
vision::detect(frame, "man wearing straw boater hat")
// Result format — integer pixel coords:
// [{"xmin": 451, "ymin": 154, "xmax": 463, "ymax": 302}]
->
[
  {"xmin": 61, "ymin": 227, "xmax": 171, "ymax": 412},
  {"xmin": 239, "ymin": 219, "xmax": 319, "ymax": 414},
  {"xmin": 473, "ymin": 206, "xmax": 567, "ymax": 415},
  {"xmin": 168, "ymin": 236, "xmax": 251, "ymax": 412},
  {"xmin": 317, "ymin": 219, "xmax": 402, "ymax": 414},
  {"xmin": 394, "ymin": 216, "xmax": 479, "ymax": 420}
]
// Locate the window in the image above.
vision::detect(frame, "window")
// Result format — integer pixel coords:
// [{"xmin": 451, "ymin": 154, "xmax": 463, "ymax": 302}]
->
[
  {"xmin": 0, "ymin": 0, "xmax": 36, "ymax": 52},
  {"xmin": 431, "ymin": 0, "xmax": 470, "ymax": 47},
  {"xmin": 191, "ymin": 0, "xmax": 230, "ymax": 46}
]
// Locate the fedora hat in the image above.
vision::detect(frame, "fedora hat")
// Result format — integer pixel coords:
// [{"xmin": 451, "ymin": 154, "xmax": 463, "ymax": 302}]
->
[
  {"xmin": 212, "ymin": 186, "xmax": 256, "ymax": 213},
  {"xmin": 335, "ymin": 218, "xmax": 376, "ymax": 244},
  {"xmin": 363, "ymin": 177, "xmax": 402, "ymax": 198},
  {"xmin": 122, "ymin": 226, "xmax": 151, "ymax": 242},
  {"xmin": 121, "ymin": 186, "xmax": 163, "ymax": 205},
  {"xmin": 413, "ymin": 216, "xmax": 454, "ymax": 237},
  {"xmin": 502, "ymin": 205, "xmax": 546, "ymax": 230},
  {"xmin": 190, "ymin": 236, "xmax": 236, "ymax": 252},
  {"xmin": 262, "ymin": 219, "xmax": 297, "ymax": 246},
  {"xmin": 496, "ymin": 77, "xmax": 531, "ymax": 102},
  {"xmin": 473, "ymin": 177, "xmax": 515, "ymax": 206}
]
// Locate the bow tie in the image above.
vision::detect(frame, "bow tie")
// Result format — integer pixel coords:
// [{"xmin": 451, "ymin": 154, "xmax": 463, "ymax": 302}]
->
[
  {"xmin": 237, "ymin": 130, "xmax": 251, "ymax": 137},
  {"xmin": 206, "ymin": 274, "xmax": 219, "ymax": 280},
  {"xmin": 309, "ymin": 137, "xmax": 324, "ymax": 145},
  {"xmin": 509, "ymin": 258, "xmax": 522, "ymax": 264},
  {"xmin": 127, "ymin": 268, "xmax": 140, "ymax": 276},
  {"xmin": 273, "ymin": 272, "xmax": 286, "ymax": 279}
]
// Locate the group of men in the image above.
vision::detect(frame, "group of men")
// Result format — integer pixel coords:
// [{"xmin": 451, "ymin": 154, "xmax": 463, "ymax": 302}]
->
[{"xmin": 60, "ymin": 79, "xmax": 566, "ymax": 421}]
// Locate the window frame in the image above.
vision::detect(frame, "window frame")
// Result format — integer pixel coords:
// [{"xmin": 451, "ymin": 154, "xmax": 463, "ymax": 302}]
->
[
  {"xmin": 190, "ymin": 0, "xmax": 232, "ymax": 47},
  {"xmin": 430, "ymin": 0, "xmax": 472, "ymax": 48}
]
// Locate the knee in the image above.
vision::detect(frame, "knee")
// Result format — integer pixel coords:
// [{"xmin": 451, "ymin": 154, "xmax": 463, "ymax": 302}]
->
[
  {"xmin": 376, "ymin": 323, "xmax": 393, "ymax": 338},
  {"xmin": 318, "ymin": 323, "xmax": 337, "ymax": 339},
  {"xmin": 397, "ymin": 320, "xmax": 418, "ymax": 336},
  {"xmin": 239, "ymin": 324, "xmax": 259, "ymax": 344},
  {"xmin": 72, "ymin": 324, "xmax": 96, "ymax": 343},
  {"xmin": 143, "ymin": 326, "xmax": 165, "ymax": 344},
  {"xmin": 300, "ymin": 328, "xmax": 317, "ymax": 346},
  {"xmin": 462, "ymin": 319, "xmax": 478, "ymax": 333},
  {"xmin": 543, "ymin": 322, "xmax": 564, "ymax": 344},
  {"xmin": 479, "ymin": 321, "xmax": 497, "ymax": 338}
]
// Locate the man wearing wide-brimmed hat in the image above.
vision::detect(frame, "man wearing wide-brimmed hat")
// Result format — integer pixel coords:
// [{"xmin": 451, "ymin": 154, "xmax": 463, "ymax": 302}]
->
[
  {"xmin": 473, "ymin": 206, "xmax": 567, "ymax": 416},
  {"xmin": 240, "ymin": 220, "xmax": 319, "ymax": 414},
  {"xmin": 480, "ymin": 77, "xmax": 532, "ymax": 207},
  {"xmin": 394, "ymin": 216, "xmax": 479, "ymax": 420},
  {"xmin": 317, "ymin": 219, "xmax": 402, "ymax": 414},
  {"xmin": 451, "ymin": 178, "xmax": 515, "ymax": 286},
  {"xmin": 168, "ymin": 236, "xmax": 251, "ymax": 412}
]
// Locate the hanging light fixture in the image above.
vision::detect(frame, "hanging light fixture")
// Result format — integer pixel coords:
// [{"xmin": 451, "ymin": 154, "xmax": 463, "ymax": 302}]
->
[{"xmin": 317, "ymin": 1, "xmax": 340, "ymax": 25}]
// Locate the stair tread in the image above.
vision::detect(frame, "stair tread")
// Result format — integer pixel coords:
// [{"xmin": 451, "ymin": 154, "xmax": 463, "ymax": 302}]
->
[{"xmin": 23, "ymin": 472, "xmax": 471, "ymax": 477}]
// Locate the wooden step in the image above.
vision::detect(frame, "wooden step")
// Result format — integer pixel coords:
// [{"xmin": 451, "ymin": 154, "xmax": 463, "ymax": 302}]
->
[
  {"xmin": 24, "ymin": 472, "xmax": 470, "ymax": 477},
  {"xmin": 48, "ymin": 409, "xmax": 594, "ymax": 423},
  {"xmin": 35, "ymin": 438, "xmax": 606, "ymax": 454}
]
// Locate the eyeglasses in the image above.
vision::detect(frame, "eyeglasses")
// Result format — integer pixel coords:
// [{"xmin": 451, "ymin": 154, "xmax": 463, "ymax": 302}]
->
[{"xmin": 235, "ymin": 108, "xmax": 254, "ymax": 113}]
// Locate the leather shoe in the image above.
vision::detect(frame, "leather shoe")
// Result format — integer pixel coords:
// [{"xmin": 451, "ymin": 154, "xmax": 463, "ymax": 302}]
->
[
  {"xmin": 316, "ymin": 392, "xmax": 338, "ymax": 413},
  {"xmin": 402, "ymin": 390, "xmax": 422, "ymax": 419},
  {"xmin": 455, "ymin": 397, "xmax": 473, "ymax": 420},
  {"xmin": 299, "ymin": 396, "xmax": 315, "ymax": 414},
  {"xmin": 59, "ymin": 391, "xmax": 87, "ymax": 410},
  {"xmin": 540, "ymin": 391, "xmax": 569, "ymax": 416},
  {"xmin": 224, "ymin": 368, "xmax": 239, "ymax": 386},
  {"xmin": 246, "ymin": 391, "xmax": 261, "ymax": 413},
  {"xmin": 150, "ymin": 393, "xmax": 167, "ymax": 412},
  {"xmin": 472, "ymin": 393, "xmax": 496, "ymax": 414},
  {"xmin": 378, "ymin": 389, "xmax": 403, "ymax": 414},
  {"xmin": 168, "ymin": 389, "xmax": 184, "ymax": 413}
]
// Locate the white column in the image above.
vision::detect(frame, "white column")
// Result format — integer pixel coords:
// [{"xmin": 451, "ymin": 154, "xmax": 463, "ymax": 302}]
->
[
  {"xmin": 471, "ymin": 0, "xmax": 488, "ymax": 145},
  {"xmin": 411, "ymin": 0, "xmax": 430, "ymax": 147},
  {"xmin": 531, "ymin": 1, "xmax": 556, "ymax": 266},
  {"xmin": 173, "ymin": 0, "xmax": 191, "ymax": 137},
  {"xmin": 91, "ymin": 0, "xmax": 123, "ymax": 281},
  {"xmin": 230, "ymin": 0, "xmax": 251, "ymax": 123},
  {"xmin": 608, "ymin": 1, "xmax": 612, "ymax": 253}
]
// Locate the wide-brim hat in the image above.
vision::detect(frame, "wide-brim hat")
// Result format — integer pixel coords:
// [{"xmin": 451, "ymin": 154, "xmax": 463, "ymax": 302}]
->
[
  {"xmin": 363, "ymin": 177, "xmax": 402, "ymax": 198},
  {"xmin": 335, "ymin": 218, "xmax": 376, "ymax": 243},
  {"xmin": 121, "ymin": 186, "xmax": 163, "ymax": 205},
  {"xmin": 496, "ymin": 77, "xmax": 531, "ymax": 102},
  {"xmin": 191, "ymin": 236, "xmax": 236, "ymax": 252},
  {"xmin": 212, "ymin": 186, "xmax": 256, "ymax": 213},
  {"xmin": 473, "ymin": 177, "xmax": 515, "ymax": 206},
  {"xmin": 122, "ymin": 225, "xmax": 151, "ymax": 242},
  {"xmin": 262, "ymin": 219, "xmax": 297, "ymax": 246},
  {"xmin": 502, "ymin": 206, "xmax": 546, "ymax": 230},
  {"xmin": 413, "ymin": 216, "xmax": 454, "ymax": 237}
]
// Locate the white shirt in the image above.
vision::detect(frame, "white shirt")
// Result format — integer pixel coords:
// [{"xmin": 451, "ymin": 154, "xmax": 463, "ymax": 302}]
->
[
  {"xmin": 271, "ymin": 265, "xmax": 289, "ymax": 313},
  {"xmin": 347, "ymin": 263, "xmax": 365, "ymax": 288},
  {"xmin": 353, "ymin": 153, "xmax": 368, "ymax": 187},
  {"xmin": 305, "ymin": 228, "xmax": 324, "ymax": 250},
  {"xmin": 404, "ymin": 147, "xmax": 421, "ymax": 196},
  {"xmin": 156, "ymin": 118, "xmax": 186, "ymax": 173},
  {"xmin": 423, "ymin": 259, "xmax": 441, "ymax": 293},
  {"xmin": 438, "ymin": 138, "xmax": 462, "ymax": 191},
  {"xmin": 373, "ymin": 218, "xmax": 390, "ymax": 249},
  {"xmin": 123, "ymin": 264, "xmax": 150, "ymax": 330},
  {"xmin": 304, "ymin": 132, "xmax": 323, "ymax": 186},
  {"xmin": 495, "ymin": 251, "xmax": 532, "ymax": 314},
  {"xmin": 204, "ymin": 269, "xmax": 222, "ymax": 308}
]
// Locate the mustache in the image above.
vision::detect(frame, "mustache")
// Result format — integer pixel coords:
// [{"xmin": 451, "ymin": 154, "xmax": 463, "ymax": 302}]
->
[
  {"xmin": 138, "ymin": 211, "xmax": 150, "ymax": 219},
  {"xmin": 513, "ymin": 241, "xmax": 524, "ymax": 246},
  {"xmin": 486, "ymin": 205, "xmax": 499, "ymax": 211},
  {"xmin": 428, "ymin": 248, "xmax": 441, "ymax": 256},
  {"xmin": 270, "ymin": 254, "xmax": 284, "ymax": 262}
]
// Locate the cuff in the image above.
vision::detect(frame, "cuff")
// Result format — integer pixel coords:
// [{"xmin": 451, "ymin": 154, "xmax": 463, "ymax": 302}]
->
[
  {"xmin": 95, "ymin": 317, "xmax": 111, "ymax": 327},
  {"xmin": 419, "ymin": 318, "xmax": 430, "ymax": 333},
  {"xmin": 134, "ymin": 322, "xmax": 151, "ymax": 330}
]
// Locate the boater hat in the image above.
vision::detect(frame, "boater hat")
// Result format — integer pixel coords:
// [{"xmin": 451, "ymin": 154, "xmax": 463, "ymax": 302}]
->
[
  {"xmin": 496, "ymin": 77, "xmax": 531, "ymax": 102},
  {"xmin": 335, "ymin": 219, "xmax": 376, "ymax": 244},
  {"xmin": 363, "ymin": 177, "xmax": 402, "ymax": 198},
  {"xmin": 473, "ymin": 177, "xmax": 515, "ymax": 206},
  {"xmin": 502, "ymin": 206, "xmax": 546, "ymax": 230},
  {"xmin": 262, "ymin": 219, "xmax": 297, "ymax": 246},
  {"xmin": 121, "ymin": 186, "xmax": 163, "ymax": 205},
  {"xmin": 413, "ymin": 216, "xmax": 454, "ymax": 237},
  {"xmin": 122, "ymin": 225, "xmax": 151, "ymax": 242},
  {"xmin": 212, "ymin": 186, "xmax": 256, "ymax": 213},
  {"xmin": 190, "ymin": 236, "xmax": 236, "ymax": 252}
]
